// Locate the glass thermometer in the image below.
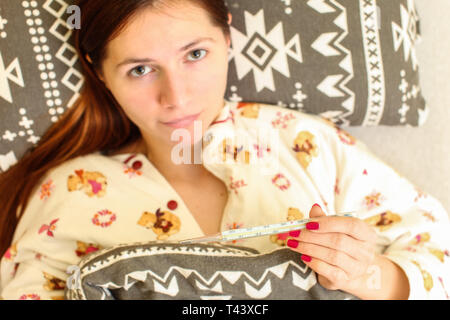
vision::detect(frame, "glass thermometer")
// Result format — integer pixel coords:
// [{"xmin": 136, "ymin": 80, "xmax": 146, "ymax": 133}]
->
[{"xmin": 179, "ymin": 212, "xmax": 355, "ymax": 244}]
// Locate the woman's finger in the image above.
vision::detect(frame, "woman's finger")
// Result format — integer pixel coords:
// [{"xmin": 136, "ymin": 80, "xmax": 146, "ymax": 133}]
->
[
  {"xmin": 305, "ymin": 216, "xmax": 378, "ymax": 243},
  {"xmin": 289, "ymin": 240, "xmax": 367, "ymax": 278},
  {"xmin": 299, "ymin": 253, "xmax": 350, "ymax": 290},
  {"xmin": 289, "ymin": 230, "xmax": 375, "ymax": 263}
]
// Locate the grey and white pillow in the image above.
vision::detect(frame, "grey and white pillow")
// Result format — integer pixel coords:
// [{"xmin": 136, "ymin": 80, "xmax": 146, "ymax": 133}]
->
[
  {"xmin": 224, "ymin": 0, "xmax": 427, "ymax": 127},
  {"xmin": 0, "ymin": 0, "xmax": 426, "ymax": 172},
  {"xmin": 64, "ymin": 241, "xmax": 359, "ymax": 300},
  {"xmin": 0, "ymin": 0, "xmax": 82, "ymax": 170}
]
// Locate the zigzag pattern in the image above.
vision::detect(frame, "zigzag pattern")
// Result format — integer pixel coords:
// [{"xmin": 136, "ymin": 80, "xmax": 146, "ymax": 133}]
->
[
  {"xmin": 81, "ymin": 244, "xmax": 256, "ymax": 275},
  {"xmin": 84, "ymin": 261, "xmax": 317, "ymax": 300},
  {"xmin": 309, "ymin": 0, "xmax": 355, "ymax": 125},
  {"xmin": 74, "ymin": 243, "xmax": 318, "ymax": 300},
  {"xmin": 328, "ymin": 0, "xmax": 355, "ymax": 125}
]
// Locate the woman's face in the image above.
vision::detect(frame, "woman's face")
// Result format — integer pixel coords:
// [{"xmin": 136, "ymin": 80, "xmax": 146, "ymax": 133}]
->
[{"xmin": 100, "ymin": 2, "xmax": 231, "ymax": 148}]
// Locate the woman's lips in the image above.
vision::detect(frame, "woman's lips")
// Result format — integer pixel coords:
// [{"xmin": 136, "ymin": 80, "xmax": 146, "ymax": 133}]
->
[{"xmin": 161, "ymin": 112, "xmax": 202, "ymax": 128}]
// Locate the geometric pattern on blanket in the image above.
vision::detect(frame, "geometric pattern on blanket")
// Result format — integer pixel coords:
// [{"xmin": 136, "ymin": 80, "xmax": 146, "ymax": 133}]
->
[{"xmin": 64, "ymin": 242, "xmax": 359, "ymax": 300}]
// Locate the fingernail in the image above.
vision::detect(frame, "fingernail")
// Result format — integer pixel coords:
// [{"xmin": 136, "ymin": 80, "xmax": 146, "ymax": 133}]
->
[
  {"xmin": 312, "ymin": 203, "xmax": 321, "ymax": 210},
  {"xmin": 288, "ymin": 230, "xmax": 301, "ymax": 237},
  {"xmin": 306, "ymin": 222, "xmax": 319, "ymax": 230},
  {"xmin": 287, "ymin": 239, "xmax": 298, "ymax": 249},
  {"xmin": 301, "ymin": 254, "xmax": 312, "ymax": 262}
]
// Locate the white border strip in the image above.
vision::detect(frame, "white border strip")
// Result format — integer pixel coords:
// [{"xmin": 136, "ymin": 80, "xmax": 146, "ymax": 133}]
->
[{"xmin": 360, "ymin": 0, "xmax": 386, "ymax": 126}]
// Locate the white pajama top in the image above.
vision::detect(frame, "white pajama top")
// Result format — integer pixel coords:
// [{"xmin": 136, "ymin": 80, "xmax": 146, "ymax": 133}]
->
[{"xmin": 1, "ymin": 100, "xmax": 449, "ymax": 300}]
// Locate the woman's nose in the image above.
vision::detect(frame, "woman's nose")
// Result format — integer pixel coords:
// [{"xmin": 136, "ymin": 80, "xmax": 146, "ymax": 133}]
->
[{"xmin": 159, "ymin": 71, "xmax": 189, "ymax": 109}]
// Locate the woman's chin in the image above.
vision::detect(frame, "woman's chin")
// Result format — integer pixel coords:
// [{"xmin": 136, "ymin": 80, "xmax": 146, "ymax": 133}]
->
[{"xmin": 167, "ymin": 129, "xmax": 205, "ymax": 147}]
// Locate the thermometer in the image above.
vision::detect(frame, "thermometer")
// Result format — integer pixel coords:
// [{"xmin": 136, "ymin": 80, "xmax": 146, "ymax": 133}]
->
[{"xmin": 179, "ymin": 212, "xmax": 355, "ymax": 244}]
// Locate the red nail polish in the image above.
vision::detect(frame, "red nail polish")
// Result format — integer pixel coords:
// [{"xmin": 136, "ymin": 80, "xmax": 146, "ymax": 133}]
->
[
  {"xmin": 312, "ymin": 203, "xmax": 321, "ymax": 210},
  {"xmin": 289, "ymin": 230, "xmax": 301, "ymax": 237},
  {"xmin": 301, "ymin": 254, "xmax": 312, "ymax": 262},
  {"xmin": 287, "ymin": 239, "xmax": 298, "ymax": 249},
  {"xmin": 306, "ymin": 222, "xmax": 319, "ymax": 230}
]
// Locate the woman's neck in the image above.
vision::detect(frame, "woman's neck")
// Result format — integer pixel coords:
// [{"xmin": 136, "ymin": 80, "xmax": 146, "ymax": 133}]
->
[
  {"xmin": 105, "ymin": 131, "xmax": 211, "ymax": 183},
  {"xmin": 146, "ymin": 137, "xmax": 209, "ymax": 183}
]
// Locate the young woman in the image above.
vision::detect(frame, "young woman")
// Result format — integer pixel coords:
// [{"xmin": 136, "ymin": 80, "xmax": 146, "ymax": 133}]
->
[{"xmin": 0, "ymin": 0, "xmax": 448, "ymax": 300}]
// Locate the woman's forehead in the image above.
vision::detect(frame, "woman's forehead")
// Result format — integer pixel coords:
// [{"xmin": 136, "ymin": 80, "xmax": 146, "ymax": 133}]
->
[
  {"xmin": 106, "ymin": 3, "xmax": 220, "ymax": 57},
  {"xmin": 115, "ymin": 3, "xmax": 215, "ymax": 43}
]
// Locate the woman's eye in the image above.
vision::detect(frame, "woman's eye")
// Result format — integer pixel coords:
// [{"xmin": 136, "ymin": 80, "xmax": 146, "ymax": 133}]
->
[
  {"xmin": 129, "ymin": 65, "xmax": 152, "ymax": 78},
  {"xmin": 128, "ymin": 50, "xmax": 206, "ymax": 78},
  {"xmin": 187, "ymin": 49, "xmax": 207, "ymax": 61}
]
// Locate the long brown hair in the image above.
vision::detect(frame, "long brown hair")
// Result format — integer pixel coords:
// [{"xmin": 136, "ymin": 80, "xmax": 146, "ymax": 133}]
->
[{"xmin": 0, "ymin": 0, "xmax": 230, "ymax": 257}]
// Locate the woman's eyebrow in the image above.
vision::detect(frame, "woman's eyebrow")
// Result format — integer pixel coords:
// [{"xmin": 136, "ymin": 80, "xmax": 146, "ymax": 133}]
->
[{"xmin": 115, "ymin": 37, "xmax": 215, "ymax": 69}]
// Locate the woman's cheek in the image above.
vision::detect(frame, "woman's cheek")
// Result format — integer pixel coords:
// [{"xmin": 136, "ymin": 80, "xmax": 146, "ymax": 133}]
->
[
  {"xmin": 116, "ymin": 89, "xmax": 155, "ymax": 123},
  {"xmin": 195, "ymin": 66, "xmax": 227, "ymax": 94}
]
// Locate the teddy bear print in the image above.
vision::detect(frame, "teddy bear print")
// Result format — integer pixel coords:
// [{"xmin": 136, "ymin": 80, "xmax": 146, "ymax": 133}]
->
[
  {"xmin": 75, "ymin": 241, "xmax": 101, "ymax": 257},
  {"xmin": 238, "ymin": 103, "xmax": 260, "ymax": 118},
  {"xmin": 292, "ymin": 131, "xmax": 319, "ymax": 169},
  {"xmin": 67, "ymin": 169, "xmax": 107, "ymax": 197},
  {"xmin": 410, "ymin": 232, "xmax": 431, "ymax": 246},
  {"xmin": 43, "ymin": 272, "xmax": 66, "ymax": 291},
  {"xmin": 407, "ymin": 233, "xmax": 447, "ymax": 263},
  {"xmin": 427, "ymin": 248, "xmax": 448, "ymax": 263},
  {"xmin": 411, "ymin": 261, "xmax": 434, "ymax": 291},
  {"xmin": 364, "ymin": 211, "xmax": 402, "ymax": 232},
  {"xmin": 221, "ymin": 139, "xmax": 250, "ymax": 164},
  {"xmin": 270, "ymin": 207, "xmax": 305, "ymax": 246},
  {"xmin": 137, "ymin": 208, "xmax": 181, "ymax": 240}
]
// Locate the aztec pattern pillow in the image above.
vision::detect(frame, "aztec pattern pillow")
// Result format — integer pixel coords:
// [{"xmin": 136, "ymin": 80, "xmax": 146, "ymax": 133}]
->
[
  {"xmin": 224, "ymin": 0, "xmax": 427, "ymax": 126},
  {"xmin": 64, "ymin": 241, "xmax": 359, "ymax": 300},
  {"xmin": 0, "ymin": 0, "xmax": 425, "ymax": 172}
]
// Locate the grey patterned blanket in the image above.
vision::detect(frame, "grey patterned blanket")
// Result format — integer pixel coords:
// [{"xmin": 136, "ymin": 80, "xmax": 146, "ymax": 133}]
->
[{"xmin": 64, "ymin": 242, "xmax": 359, "ymax": 300}]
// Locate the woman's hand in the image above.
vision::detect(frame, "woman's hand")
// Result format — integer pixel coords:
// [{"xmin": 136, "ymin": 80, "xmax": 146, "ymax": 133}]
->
[{"xmin": 286, "ymin": 204, "xmax": 378, "ymax": 293}]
